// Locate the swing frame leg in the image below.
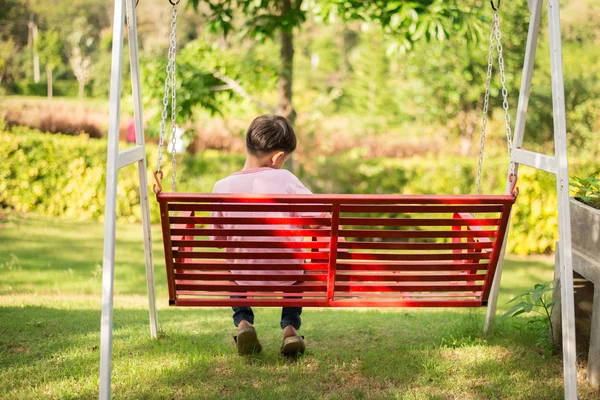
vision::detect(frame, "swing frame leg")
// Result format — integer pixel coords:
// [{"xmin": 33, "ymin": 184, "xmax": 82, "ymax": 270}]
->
[
  {"xmin": 484, "ymin": 1, "xmax": 578, "ymax": 398},
  {"xmin": 100, "ymin": 0, "xmax": 157, "ymax": 399}
]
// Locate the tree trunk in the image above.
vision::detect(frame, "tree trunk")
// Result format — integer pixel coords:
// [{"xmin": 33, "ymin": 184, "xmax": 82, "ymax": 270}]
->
[
  {"xmin": 278, "ymin": 0, "xmax": 297, "ymax": 172},
  {"xmin": 278, "ymin": 0, "xmax": 296, "ymax": 126},
  {"xmin": 46, "ymin": 66, "xmax": 53, "ymax": 100},
  {"xmin": 78, "ymin": 80, "xmax": 85, "ymax": 98}
]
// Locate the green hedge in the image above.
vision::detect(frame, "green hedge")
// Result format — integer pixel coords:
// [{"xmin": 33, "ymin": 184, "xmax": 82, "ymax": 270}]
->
[
  {"xmin": 2, "ymin": 126, "xmax": 599, "ymax": 254},
  {"xmin": 14, "ymin": 80, "xmax": 91, "ymax": 97}
]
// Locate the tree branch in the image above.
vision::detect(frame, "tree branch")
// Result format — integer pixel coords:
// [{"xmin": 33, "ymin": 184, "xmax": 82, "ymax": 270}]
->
[{"xmin": 211, "ymin": 70, "xmax": 277, "ymax": 113}]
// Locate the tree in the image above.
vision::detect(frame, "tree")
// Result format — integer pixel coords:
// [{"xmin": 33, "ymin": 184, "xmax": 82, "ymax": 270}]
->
[
  {"xmin": 190, "ymin": 0, "xmax": 480, "ymax": 127},
  {"xmin": 38, "ymin": 30, "xmax": 63, "ymax": 99},
  {"xmin": 67, "ymin": 16, "xmax": 96, "ymax": 98},
  {"xmin": 400, "ymin": 2, "xmax": 529, "ymax": 155},
  {"xmin": 0, "ymin": 39, "xmax": 17, "ymax": 86}
]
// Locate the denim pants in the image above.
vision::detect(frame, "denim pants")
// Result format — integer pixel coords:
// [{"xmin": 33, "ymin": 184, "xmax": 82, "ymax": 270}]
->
[{"xmin": 232, "ymin": 301, "xmax": 302, "ymax": 330}]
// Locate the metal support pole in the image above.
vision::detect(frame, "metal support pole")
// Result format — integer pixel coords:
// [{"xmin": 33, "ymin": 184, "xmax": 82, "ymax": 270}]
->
[
  {"xmin": 484, "ymin": 0, "xmax": 542, "ymax": 333},
  {"xmin": 125, "ymin": 0, "xmax": 159, "ymax": 339},
  {"xmin": 99, "ymin": 0, "xmax": 126, "ymax": 398},
  {"xmin": 548, "ymin": 0, "xmax": 577, "ymax": 398}
]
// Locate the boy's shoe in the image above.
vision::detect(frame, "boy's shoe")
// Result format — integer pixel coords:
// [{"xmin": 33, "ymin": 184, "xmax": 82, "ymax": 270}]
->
[
  {"xmin": 233, "ymin": 326, "xmax": 262, "ymax": 356},
  {"xmin": 280, "ymin": 335, "xmax": 306, "ymax": 357}
]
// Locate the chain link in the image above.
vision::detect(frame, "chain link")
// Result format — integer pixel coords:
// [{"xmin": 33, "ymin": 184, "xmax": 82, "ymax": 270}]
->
[
  {"xmin": 476, "ymin": 10, "xmax": 515, "ymax": 194},
  {"xmin": 493, "ymin": 12, "xmax": 515, "ymax": 177},
  {"xmin": 475, "ymin": 16, "xmax": 497, "ymax": 195},
  {"xmin": 156, "ymin": 4, "xmax": 178, "ymax": 192}
]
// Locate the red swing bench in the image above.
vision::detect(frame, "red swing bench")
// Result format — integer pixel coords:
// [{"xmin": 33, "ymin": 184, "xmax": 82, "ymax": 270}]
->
[{"xmin": 157, "ymin": 192, "xmax": 516, "ymax": 309}]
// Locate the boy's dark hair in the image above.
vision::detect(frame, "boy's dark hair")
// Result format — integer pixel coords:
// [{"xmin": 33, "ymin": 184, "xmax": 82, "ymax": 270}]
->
[{"xmin": 246, "ymin": 114, "xmax": 297, "ymax": 155}]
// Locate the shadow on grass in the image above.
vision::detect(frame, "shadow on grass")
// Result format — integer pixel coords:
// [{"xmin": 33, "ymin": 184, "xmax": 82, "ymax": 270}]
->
[{"xmin": 0, "ymin": 304, "xmax": 583, "ymax": 399}]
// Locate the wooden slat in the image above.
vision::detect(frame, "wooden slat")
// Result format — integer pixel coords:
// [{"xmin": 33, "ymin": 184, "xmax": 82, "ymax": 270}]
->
[
  {"xmin": 174, "ymin": 273, "xmax": 325, "ymax": 281},
  {"xmin": 339, "ymin": 218, "xmax": 500, "ymax": 227},
  {"xmin": 173, "ymin": 298, "xmax": 483, "ymax": 307},
  {"xmin": 172, "ymin": 251, "xmax": 330, "ymax": 260},
  {"xmin": 170, "ymin": 216, "xmax": 331, "ymax": 226},
  {"xmin": 171, "ymin": 228, "xmax": 331, "ymax": 237},
  {"xmin": 340, "ymin": 205, "xmax": 504, "ymax": 213},
  {"xmin": 334, "ymin": 292, "xmax": 481, "ymax": 298},
  {"xmin": 168, "ymin": 203, "xmax": 331, "ymax": 213},
  {"xmin": 340, "ymin": 229, "xmax": 496, "ymax": 239},
  {"xmin": 336, "ymin": 262, "xmax": 488, "ymax": 272},
  {"xmin": 175, "ymin": 298, "xmax": 329, "ymax": 307},
  {"xmin": 338, "ymin": 241, "xmax": 492, "ymax": 251},
  {"xmin": 173, "ymin": 262, "xmax": 328, "ymax": 271},
  {"xmin": 336, "ymin": 252, "xmax": 490, "ymax": 261},
  {"xmin": 333, "ymin": 283, "xmax": 484, "ymax": 292},
  {"xmin": 175, "ymin": 283, "xmax": 327, "ymax": 292},
  {"xmin": 334, "ymin": 273, "xmax": 486, "ymax": 282},
  {"xmin": 172, "ymin": 240, "xmax": 330, "ymax": 249},
  {"xmin": 327, "ymin": 300, "xmax": 483, "ymax": 307},
  {"xmin": 158, "ymin": 192, "xmax": 515, "ymax": 205}
]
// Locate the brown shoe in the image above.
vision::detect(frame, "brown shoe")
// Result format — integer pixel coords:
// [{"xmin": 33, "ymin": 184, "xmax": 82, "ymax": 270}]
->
[
  {"xmin": 280, "ymin": 335, "xmax": 305, "ymax": 357},
  {"xmin": 234, "ymin": 326, "xmax": 262, "ymax": 356}
]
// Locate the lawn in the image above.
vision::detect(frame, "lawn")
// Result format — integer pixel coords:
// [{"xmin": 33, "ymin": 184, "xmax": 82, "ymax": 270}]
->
[{"xmin": 0, "ymin": 212, "xmax": 597, "ymax": 399}]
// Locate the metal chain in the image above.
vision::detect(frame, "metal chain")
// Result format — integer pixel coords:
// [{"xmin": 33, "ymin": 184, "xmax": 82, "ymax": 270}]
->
[
  {"xmin": 157, "ymin": 4, "xmax": 178, "ymax": 192},
  {"xmin": 169, "ymin": 5, "xmax": 178, "ymax": 192},
  {"xmin": 475, "ymin": 16, "xmax": 497, "ymax": 195},
  {"xmin": 476, "ymin": 10, "xmax": 515, "ymax": 194},
  {"xmin": 493, "ymin": 11, "xmax": 515, "ymax": 177}
]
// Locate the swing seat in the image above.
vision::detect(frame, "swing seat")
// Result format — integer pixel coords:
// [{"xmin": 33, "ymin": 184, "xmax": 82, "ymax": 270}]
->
[{"xmin": 157, "ymin": 193, "xmax": 515, "ymax": 308}]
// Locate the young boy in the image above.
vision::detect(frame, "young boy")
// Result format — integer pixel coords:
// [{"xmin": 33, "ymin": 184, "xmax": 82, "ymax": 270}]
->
[{"xmin": 211, "ymin": 114, "xmax": 321, "ymax": 357}]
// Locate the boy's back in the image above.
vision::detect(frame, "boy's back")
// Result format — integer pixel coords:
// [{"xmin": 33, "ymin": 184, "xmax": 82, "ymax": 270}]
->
[{"xmin": 212, "ymin": 167, "xmax": 324, "ymax": 285}]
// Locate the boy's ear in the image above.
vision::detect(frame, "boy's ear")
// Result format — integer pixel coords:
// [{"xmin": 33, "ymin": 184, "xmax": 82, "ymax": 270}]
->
[{"xmin": 271, "ymin": 151, "xmax": 286, "ymax": 166}]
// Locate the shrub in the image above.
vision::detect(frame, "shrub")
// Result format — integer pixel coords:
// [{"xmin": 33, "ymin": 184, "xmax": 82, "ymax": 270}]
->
[{"xmin": 2, "ymin": 126, "xmax": 599, "ymax": 254}]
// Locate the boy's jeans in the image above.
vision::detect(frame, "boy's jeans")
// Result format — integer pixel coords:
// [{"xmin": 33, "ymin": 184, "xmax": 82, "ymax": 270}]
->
[{"xmin": 232, "ymin": 301, "xmax": 302, "ymax": 330}]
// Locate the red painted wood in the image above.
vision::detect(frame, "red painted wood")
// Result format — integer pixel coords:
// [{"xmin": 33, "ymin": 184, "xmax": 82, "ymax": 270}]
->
[
  {"xmin": 174, "ymin": 273, "xmax": 326, "ymax": 281},
  {"xmin": 335, "ymin": 263, "xmax": 489, "ymax": 272},
  {"xmin": 175, "ymin": 283, "xmax": 327, "ymax": 292},
  {"xmin": 155, "ymin": 192, "xmax": 516, "ymax": 309},
  {"xmin": 173, "ymin": 273, "xmax": 484, "ymax": 284},
  {"xmin": 158, "ymin": 192, "xmax": 515, "ymax": 204},
  {"xmin": 333, "ymin": 273, "xmax": 486, "ymax": 282},
  {"xmin": 481, "ymin": 204, "xmax": 513, "ymax": 301},
  {"xmin": 168, "ymin": 203, "xmax": 332, "ymax": 213},
  {"xmin": 170, "ymin": 228, "xmax": 331, "ymax": 237},
  {"xmin": 339, "ymin": 229, "xmax": 496, "ymax": 239},
  {"xmin": 172, "ymin": 251, "xmax": 331, "ymax": 260},
  {"xmin": 333, "ymin": 283, "xmax": 484, "ymax": 292},
  {"xmin": 340, "ymin": 205, "xmax": 503, "ymax": 213},
  {"xmin": 327, "ymin": 205, "xmax": 340, "ymax": 301},
  {"xmin": 336, "ymin": 252, "xmax": 490, "ymax": 261},
  {"xmin": 338, "ymin": 218, "xmax": 500, "ymax": 226},
  {"xmin": 171, "ymin": 240, "xmax": 331, "ymax": 249},
  {"xmin": 337, "ymin": 241, "xmax": 492, "ymax": 251},
  {"xmin": 159, "ymin": 201, "xmax": 177, "ymax": 303},
  {"xmin": 173, "ymin": 262, "xmax": 328, "ymax": 271},
  {"xmin": 173, "ymin": 298, "xmax": 483, "ymax": 307},
  {"xmin": 170, "ymin": 216, "xmax": 331, "ymax": 226}
]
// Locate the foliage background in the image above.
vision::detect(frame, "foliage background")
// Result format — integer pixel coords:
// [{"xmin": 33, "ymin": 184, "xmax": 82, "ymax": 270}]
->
[{"xmin": 3, "ymin": 126, "xmax": 599, "ymax": 255}]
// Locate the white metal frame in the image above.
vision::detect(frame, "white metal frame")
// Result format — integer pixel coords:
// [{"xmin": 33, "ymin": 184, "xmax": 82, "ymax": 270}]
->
[
  {"xmin": 100, "ymin": 0, "xmax": 578, "ymax": 398},
  {"xmin": 100, "ymin": 0, "xmax": 158, "ymax": 399},
  {"xmin": 484, "ymin": 0, "xmax": 577, "ymax": 398}
]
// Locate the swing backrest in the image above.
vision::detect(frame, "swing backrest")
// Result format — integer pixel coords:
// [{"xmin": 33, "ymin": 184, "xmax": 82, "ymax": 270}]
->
[{"xmin": 157, "ymin": 193, "xmax": 515, "ymax": 308}]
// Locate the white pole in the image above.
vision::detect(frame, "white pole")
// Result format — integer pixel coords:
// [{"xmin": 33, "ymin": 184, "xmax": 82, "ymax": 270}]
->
[
  {"xmin": 125, "ymin": 0, "xmax": 158, "ymax": 339},
  {"xmin": 548, "ymin": 0, "xmax": 578, "ymax": 398},
  {"xmin": 484, "ymin": 0, "xmax": 543, "ymax": 333},
  {"xmin": 99, "ymin": 0, "xmax": 126, "ymax": 398}
]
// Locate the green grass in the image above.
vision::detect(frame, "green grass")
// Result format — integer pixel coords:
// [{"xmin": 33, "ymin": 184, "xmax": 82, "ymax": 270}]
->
[{"xmin": 0, "ymin": 212, "xmax": 598, "ymax": 399}]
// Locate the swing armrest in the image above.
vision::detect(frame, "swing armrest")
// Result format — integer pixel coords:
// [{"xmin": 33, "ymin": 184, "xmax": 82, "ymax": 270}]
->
[{"xmin": 453, "ymin": 212, "xmax": 493, "ymax": 245}]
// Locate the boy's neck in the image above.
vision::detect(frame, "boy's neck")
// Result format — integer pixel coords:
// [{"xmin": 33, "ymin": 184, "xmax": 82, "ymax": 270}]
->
[{"xmin": 243, "ymin": 155, "xmax": 272, "ymax": 170}]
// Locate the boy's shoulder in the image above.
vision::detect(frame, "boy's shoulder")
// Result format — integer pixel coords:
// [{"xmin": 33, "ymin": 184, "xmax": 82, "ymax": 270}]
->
[{"xmin": 213, "ymin": 168, "xmax": 301, "ymax": 191}]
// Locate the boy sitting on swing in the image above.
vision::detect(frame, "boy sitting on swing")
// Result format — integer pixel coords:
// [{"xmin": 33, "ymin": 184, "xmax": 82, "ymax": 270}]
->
[{"xmin": 211, "ymin": 114, "xmax": 323, "ymax": 357}]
